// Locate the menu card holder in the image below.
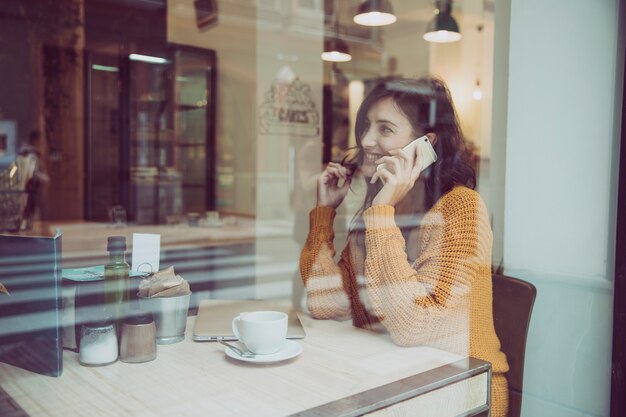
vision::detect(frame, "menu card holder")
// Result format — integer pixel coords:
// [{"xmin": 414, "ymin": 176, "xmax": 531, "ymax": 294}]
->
[{"xmin": 0, "ymin": 232, "xmax": 63, "ymax": 377}]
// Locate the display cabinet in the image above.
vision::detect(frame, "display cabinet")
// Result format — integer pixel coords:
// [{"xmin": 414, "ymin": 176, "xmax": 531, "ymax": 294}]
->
[{"xmin": 85, "ymin": 46, "xmax": 216, "ymax": 224}]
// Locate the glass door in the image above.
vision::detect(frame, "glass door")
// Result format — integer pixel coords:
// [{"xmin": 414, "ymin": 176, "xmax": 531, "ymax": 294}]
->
[
  {"xmin": 173, "ymin": 47, "xmax": 217, "ymax": 215},
  {"xmin": 127, "ymin": 51, "xmax": 181, "ymax": 224}
]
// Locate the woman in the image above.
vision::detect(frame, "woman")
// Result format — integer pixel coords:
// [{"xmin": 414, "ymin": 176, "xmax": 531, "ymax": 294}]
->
[{"xmin": 300, "ymin": 77, "xmax": 509, "ymax": 416}]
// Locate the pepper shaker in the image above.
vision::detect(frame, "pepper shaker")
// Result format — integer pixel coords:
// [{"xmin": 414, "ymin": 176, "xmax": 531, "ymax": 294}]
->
[{"xmin": 120, "ymin": 313, "xmax": 157, "ymax": 363}]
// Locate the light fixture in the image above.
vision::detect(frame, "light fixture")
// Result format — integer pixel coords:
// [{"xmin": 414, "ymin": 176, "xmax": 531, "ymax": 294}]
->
[
  {"xmin": 129, "ymin": 53, "xmax": 170, "ymax": 64},
  {"xmin": 353, "ymin": 0, "xmax": 397, "ymax": 27},
  {"xmin": 321, "ymin": 38, "xmax": 352, "ymax": 62},
  {"xmin": 322, "ymin": 0, "xmax": 352, "ymax": 62},
  {"xmin": 92, "ymin": 64, "xmax": 119, "ymax": 72},
  {"xmin": 423, "ymin": 0, "xmax": 462, "ymax": 43}
]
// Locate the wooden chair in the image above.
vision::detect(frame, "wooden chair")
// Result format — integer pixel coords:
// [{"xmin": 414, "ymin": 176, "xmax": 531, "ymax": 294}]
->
[{"xmin": 492, "ymin": 274, "xmax": 537, "ymax": 417}]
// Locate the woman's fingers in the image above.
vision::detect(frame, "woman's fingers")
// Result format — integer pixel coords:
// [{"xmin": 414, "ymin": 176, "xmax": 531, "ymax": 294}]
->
[
  {"xmin": 376, "ymin": 154, "xmax": 403, "ymax": 176},
  {"xmin": 320, "ymin": 162, "xmax": 354, "ymax": 188},
  {"xmin": 379, "ymin": 146, "xmax": 423, "ymax": 180},
  {"xmin": 376, "ymin": 155, "xmax": 398, "ymax": 170},
  {"xmin": 410, "ymin": 142, "xmax": 423, "ymax": 181},
  {"xmin": 325, "ymin": 162, "xmax": 350, "ymax": 180},
  {"xmin": 410, "ymin": 155, "xmax": 423, "ymax": 181},
  {"xmin": 317, "ymin": 162, "xmax": 353, "ymax": 208},
  {"xmin": 370, "ymin": 168, "xmax": 391, "ymax": 184},
  {"xmin": 321, "ymin": 167, "xmax": 341, "ymax": 184},
  {"xmin": 371, "ymin": 144, "xmax": 427, "ymax": 206},
  {"xmin": 373, "ymin": 148, "xmax": 421, "ymax": 186},
  {"xmin": 370, "ymin": 171, "xmax": 380, "ymax": 184}
]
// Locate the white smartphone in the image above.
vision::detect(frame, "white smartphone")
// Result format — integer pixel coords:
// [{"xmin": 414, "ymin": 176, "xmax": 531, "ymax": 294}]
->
[{"xmin": 376, "ymin": 135, "xmax": 438, "ymax": 175}]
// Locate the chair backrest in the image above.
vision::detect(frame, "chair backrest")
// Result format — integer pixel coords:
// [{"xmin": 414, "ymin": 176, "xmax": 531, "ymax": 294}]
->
[{"xmin": 492, "ymin": 274, "xmax": 537, "ymax": 417}]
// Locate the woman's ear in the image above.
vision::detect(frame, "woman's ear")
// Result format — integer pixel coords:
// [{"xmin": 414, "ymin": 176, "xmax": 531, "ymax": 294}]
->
[{"xmin": 426, "ymin": 132, "xmax": 438, "ymax": 146}]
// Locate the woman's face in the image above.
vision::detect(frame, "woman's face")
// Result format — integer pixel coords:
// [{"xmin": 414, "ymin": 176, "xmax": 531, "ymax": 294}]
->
[{"xmin": 359, "ymin": 97, "xmax": 419, "ymax": 177}]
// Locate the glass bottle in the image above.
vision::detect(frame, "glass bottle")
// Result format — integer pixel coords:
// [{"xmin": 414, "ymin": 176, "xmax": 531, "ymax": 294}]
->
[{"xmin": 104, "ymin": 236, "xmax": 130, "ymax": 327}]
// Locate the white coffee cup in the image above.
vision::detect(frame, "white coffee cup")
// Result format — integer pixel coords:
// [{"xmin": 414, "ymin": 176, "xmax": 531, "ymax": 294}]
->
[{"xmin": 231, "ymin": 311, "xmax": 288, "ymax": 355}]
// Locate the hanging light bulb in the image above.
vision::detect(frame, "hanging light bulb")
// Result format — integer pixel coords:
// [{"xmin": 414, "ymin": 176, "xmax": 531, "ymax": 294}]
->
[
  {"xmin": 353, "ymin": 0, "xmax": 397, "ymax": 27},
  {"xmin": 321, "ymin": 38, "xmax": 352, "ymax": 62},
  {"xmin": 423, "ymin": 0, "xmax": 462, "ymax": 43},
  {"xmin": 322, "ymin": 0, "xmax": 352, "ymax": 62},
  {"xmin": 472, "ymin": 80, "xmax": 483, "ymax": 101}
]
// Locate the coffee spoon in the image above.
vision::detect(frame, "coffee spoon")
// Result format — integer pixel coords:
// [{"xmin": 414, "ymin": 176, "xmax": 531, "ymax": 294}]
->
[{"xmin": 218, "ymin": 340, "xmax": 255, "ymax": 358}]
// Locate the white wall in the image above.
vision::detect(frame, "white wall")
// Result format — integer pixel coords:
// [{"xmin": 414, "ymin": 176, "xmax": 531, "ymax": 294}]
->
[{"xmin": 496, "ymin": 0, "xmax": 623, "ymax": 416}]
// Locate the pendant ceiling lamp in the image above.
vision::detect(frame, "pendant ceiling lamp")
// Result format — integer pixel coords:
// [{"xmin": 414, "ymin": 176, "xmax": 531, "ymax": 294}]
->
[
  {"xmin": 322, "ymin": 0, "xmax": 352, "ymax": 62},
  {"xmin": 353, "ymin": 0, "xmax": 397, "ymax": 27},
  {"xmin": 321, "ymin": 38, "xmax": 352, "ymax": 62},
  {"xmin": 423, "ymin": 0, "xmax": 462, "ymax": 43}
]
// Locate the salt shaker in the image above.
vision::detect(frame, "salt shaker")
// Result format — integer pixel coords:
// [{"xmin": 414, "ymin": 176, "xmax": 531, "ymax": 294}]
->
[
  {"xmin": 79, "ymin": 319, "xmax": 118, "ymax": 366},
  {"xmin": 120, "ymin": 313, "xmax": 157, "ymax": 363}
]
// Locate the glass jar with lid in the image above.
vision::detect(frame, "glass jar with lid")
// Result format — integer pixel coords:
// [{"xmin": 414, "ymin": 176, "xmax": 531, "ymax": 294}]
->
[{"xmin": 79, "ymin": 318, "xmax": 118, "ymax": 366}]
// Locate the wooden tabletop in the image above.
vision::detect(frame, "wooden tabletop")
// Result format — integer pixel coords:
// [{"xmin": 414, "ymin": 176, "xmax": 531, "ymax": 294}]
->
[{"xmin": 0, "ymin": 312, "xmax": 490, "ymax": 417}]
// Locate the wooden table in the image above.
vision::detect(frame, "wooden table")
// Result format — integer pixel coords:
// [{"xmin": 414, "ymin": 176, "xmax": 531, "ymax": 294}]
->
[{"xmin": 0, "ymin": 313, "xmax": 491, "ymax": 417}]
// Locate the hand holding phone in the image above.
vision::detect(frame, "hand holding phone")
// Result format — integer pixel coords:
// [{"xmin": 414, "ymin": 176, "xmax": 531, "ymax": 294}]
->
[
  {"xmin": 376, "ymin": 135, "xmax": 438, "ymax": 176},
  {"xmin": 370, "ymin": 135, "xmax": 438, "ymax": 205}
]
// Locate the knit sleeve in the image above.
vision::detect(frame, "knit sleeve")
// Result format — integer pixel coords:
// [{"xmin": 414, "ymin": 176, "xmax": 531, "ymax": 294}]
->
[
  {"xmin": 299, "ymin": 206, "xmax": 352, "ymax": 320},
  {"xmin": 363, "ymin": 188, "xmax": 490, "ymax": 348}
]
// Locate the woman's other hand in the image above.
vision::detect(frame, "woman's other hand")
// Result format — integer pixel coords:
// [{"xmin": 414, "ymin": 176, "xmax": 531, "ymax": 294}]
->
[
  {"xmin": 317, "ymin": 162, "xmax": 353, "ymax": 209},
  {"xmin": 370, "ymin": 145, "xmax": 422, "ymax": 207}
]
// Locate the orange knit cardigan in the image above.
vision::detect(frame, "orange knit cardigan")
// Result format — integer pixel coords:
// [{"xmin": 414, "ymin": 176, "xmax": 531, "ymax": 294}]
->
[{"xmin": 300, "ymin": 186, "xmax": 509, "ymax": 417}]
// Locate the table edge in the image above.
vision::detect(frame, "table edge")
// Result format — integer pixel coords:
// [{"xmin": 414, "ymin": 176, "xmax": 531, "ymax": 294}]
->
[{"xmin": 288, "ymin": 357, "xmax": 492, "ymax": 417}]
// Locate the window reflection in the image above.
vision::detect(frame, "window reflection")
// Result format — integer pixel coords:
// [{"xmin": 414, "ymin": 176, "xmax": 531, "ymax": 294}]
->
[
  {"xmin": 0, "ymin": 0, "xmax": 494, "ymax": 331},
  {"xmin": 0, "ymin": 0, "xmax": 499, "ymax": 407}
]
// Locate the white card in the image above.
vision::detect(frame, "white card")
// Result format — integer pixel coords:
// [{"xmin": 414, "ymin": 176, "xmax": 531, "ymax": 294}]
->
[{"xmin": 131, "ymin": 233, "xmax": 161, "ymax": 274}]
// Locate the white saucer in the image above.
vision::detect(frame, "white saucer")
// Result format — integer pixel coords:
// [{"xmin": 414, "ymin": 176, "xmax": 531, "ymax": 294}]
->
[{"xmin": 224, "ymin": 340, "xmax": 302, "ymax": 363}]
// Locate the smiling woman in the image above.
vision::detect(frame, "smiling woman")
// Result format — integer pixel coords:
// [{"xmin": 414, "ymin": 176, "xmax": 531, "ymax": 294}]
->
[{"xmin": 300, "ymin": 77, "xmax": 509, "ymax": 417}]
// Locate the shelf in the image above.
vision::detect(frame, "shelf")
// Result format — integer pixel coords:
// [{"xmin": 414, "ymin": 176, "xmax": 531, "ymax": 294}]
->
[
  {"xmin": 130, "ymin": 129, "xmax": 174, "ymax": 140},
  {"xmin": 177, "ymin": 142, "xmax": 205, "ymax": 147},
  {"xmin": 131, "ymin": 140, "xmax": 173, "ymax": 145},
  {"xmin": 137, "ymin": 94, "xmax": 167, "ymax": 102},
  {"xmin": 133, "ymin": 101, "xmax": 168, "ymax": 107},
  {"xmin": 176, "ymin": 104, "xmax": 206, "ymax": 111}
]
